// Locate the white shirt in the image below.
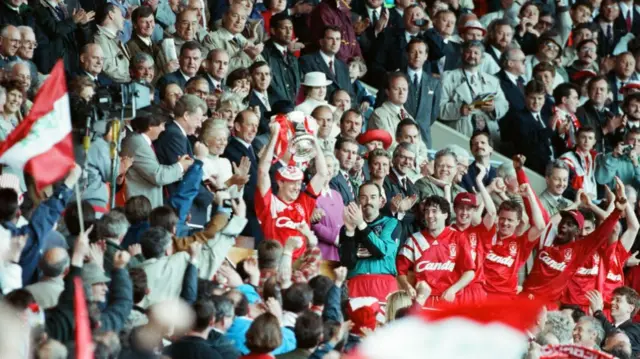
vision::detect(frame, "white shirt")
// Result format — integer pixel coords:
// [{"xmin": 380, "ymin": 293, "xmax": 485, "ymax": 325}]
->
[
  {"xmin": 405, "ymin": 31, "xmax": 419, "ymax": 44},
  {"xmin": 273, "ymin": 42, "xmax": 287, "ymax": 55},
  {"xmin": 366, "ymin": 5, "xmax": 381, "ymax": 22},
  {"xmin": 490, "ymin": 46, "xmax": 502, "ymax": 60},
  {"xmin": 84, "ymin": 71, "xmax": 97, "ymax": 82},
  {"xmin": 600, "ymin": 21, "xmax": 614, "ymax": 37},
  {"xmin": 179, "ymin": 69, "xmax": 191, "ymax": 82},
  {"xmin": 97, "ymin": 25, "xmax": 118, "ymax": 39},
  {"xmin": 531, "ymin": 112, "xmax": 543, "ymax": 125},
  {"xmin": 236, "ymin": 136, "xmax": 253, "ymax": 149},
  {"xmin": 207, "ymin": 73, "xmax": 222, "ymax": 90},
  {"xmin": 464, "ymin": 69, "xmax": 479, "ymax": 85},
  {"xmin": 253, "ymin": 90, "xmax": 271, "ymax": 111},
  {"xmin": 319, "ymin": 51, "xmax": 335, "ymax": 71},
  {"xmin": 620, "ymin": 1, "xmax": 634, "ymax": 24},
  {"xmin": 504, "ymin": 70, "xmax": 521, "ymax": 87},
  {"xmin": 137, "ymin": 35, "xmax": 152, "ymax": 47},
  {"xmin": 142, "ymin": 133, "xmax": 153, "ymax": 146},
  {"xmin": 407, "ymin": 67, "xmax": 422, "ymax": 85}
]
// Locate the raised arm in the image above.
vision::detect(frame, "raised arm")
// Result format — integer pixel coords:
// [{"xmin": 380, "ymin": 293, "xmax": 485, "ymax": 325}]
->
[
  {"xmin": 476, "ymin": 165, "xmax": 497, "ymax": 230},
  {"xmin": 621, "ymin": 201, "xmax": 639, "ymax": 251},
  {"xmin": 257, "ymin": 122, "xmax": 280, "ymax": 196},
  {"xmin": 308, "ymin": 140, "xmax": 329, "ymax": 194},
  {"xmin": 521, "ymin": 183, "xmax": 546, "ymax": 243},
  {"xmin": 514, "ymin": 155, "xmax": 551, "ymax": 224}
]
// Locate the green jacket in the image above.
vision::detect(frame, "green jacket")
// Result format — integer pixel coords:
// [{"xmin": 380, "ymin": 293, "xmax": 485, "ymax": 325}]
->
[
  {"xmin": 339, "ymin": 216, "xmax": 401, "ymax": 278},
  {"xmin": 595, "ymin": 153, "xmax": 640, "ymax": 190}
]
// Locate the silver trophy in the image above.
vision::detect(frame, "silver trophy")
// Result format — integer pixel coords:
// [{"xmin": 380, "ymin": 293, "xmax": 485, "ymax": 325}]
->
[{"xmin": 286, "ymin": 111, "xmax": 318, "ymax": 162}]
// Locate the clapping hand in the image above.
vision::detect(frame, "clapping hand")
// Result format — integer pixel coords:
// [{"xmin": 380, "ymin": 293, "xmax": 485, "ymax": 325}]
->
[
  {"xmin": 512, "ymin": 154, "xmax": 526, "ymax": 171},
  {"xmin": 586, "ymin": 289, "xmax": 604, "ymax": 314}
]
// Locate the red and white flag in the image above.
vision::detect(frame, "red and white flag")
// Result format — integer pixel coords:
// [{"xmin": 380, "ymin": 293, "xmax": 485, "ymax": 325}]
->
[
  {"xmin": 349, "ymin": 298, "xmax": 545, "ymax": 359},
  {"xmin": 0, "ymin": 61, "xmax": 74, "ymax": 191}
]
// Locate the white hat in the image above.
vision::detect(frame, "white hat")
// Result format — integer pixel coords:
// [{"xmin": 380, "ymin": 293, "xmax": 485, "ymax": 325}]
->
[
  {"xmin": 301, "ymin": 72, "xmax": 332, "ymax": 87},
  {"xmin": 462, "ymin": 20, "xmax": 486, "ymax": 36},
  {"xmin": 276, "ymin": 166, "xmax": 304, "ymax": 182}
]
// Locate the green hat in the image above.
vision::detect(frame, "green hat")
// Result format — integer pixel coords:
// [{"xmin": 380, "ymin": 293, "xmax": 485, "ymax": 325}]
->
[{"xmin": 82, "ymin": 263, "xmax": 111, "ymax": 286}]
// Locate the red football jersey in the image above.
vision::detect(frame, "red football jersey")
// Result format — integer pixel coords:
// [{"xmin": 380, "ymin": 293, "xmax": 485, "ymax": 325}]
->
[
  {"xmin": 562, "ymin": 248, "xmax": 602, "ymax": 306},
  {"xmin": 255, "ymin": 187, "xmax": 319, "ymax": 259},
  {"xmin": 482, "ymin": 230, "xmax": 538, "ymax": 296},
  {"xmin": 600, "ymin": 241, "xmax": 631, "ymax": 304},
  {"xmin": 452, "ymin": 223, "xmax": 494, "ymax": 286},
  {"xmin": 522, "ymin": 209, "xmax": 621, "ymax": 301},
  {"xmin": 397, "ymin": 227, "xmax": 476, "ymax": 297}
]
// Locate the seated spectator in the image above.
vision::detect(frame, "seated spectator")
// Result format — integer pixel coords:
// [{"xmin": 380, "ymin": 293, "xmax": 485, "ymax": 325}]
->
[
  {"xmin": 163, "ymin": 299, "xmax": 224, "ymax": 359},
  {"xmin": 0, "ymin": 81, "xmax": 24, "ymax": 140},
  {"xmin": 295, "ymin": 72, "xmax": 336, "ymax": 116},
  {"xmin": 24, "ymin": 248, "xmax": 69, "ymax": 309},
  {"xmin": 310, "ymin": 152, "xmax": 344, "ymax": 261},
  {"xmin": 573, "ymin": 316, "xmax": 605, "ymax": 350},
  {"xmin": 414, "ymin": 148, "xmax": 465, "ymax": 203},
  {"xmin": 225, "ymin": 67, "xmax": 251, "ymax": 99},
  {"xmin": 94, "ymin": 3, "xmax": 131, "ymax": 83},
  {"xmin": 590, "ymin": 286, "xmax": 640, "ymax": 356}
]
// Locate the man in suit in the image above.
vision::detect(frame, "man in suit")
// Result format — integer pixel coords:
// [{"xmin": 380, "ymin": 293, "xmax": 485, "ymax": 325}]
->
[
  {"xmin": 204, "ymin": 3, "xmax": 264, "ymax": 73},
  {"xmin": 372, "ymin": 4, "xmax": 430, "ymax": 88},
  {"xmin": 460, "ymin": 131, "xmax": 497, "ymax": 193},
  {"xmin": 497, "ymin": 47, "xmax": 527, "ymax": 114},
  {"xmin": 202, "ymin": 48, "xmax": 230, "ymax": 93},
  {"xmin": 330, "ymin": 137, "xmax": 359, "ymax": 205},
  {"xmin": 0, "ymin": 25, "xmax": 19, "ymax": 70},
  {"xmin": 0, "ymin": 0, "xmax": 35, "ymax": 27},
  {"xmin": 262, "ymin": 13, "xmax": 300, "ymax": 104},
  {"xmin": 337, "ymin": 108, "xmax": 364, "ymax": 142},
  {"xmin": 222, "ymin": 110, "xmax": 263, "ymax": 245},
  {"xmin": 382, "ymin": 142, "xmax": 418, "ymax": 242},
  {"xmin": 539, "ymin": 160, "xmax": 572, "ymax": 217},
  {"xmin": 94, "ymin": 3, "xmax": 130, "ymax": 83},
  {"xmin": 154, "ymin": 94, "xmax": 212, "ymax": 226},
  {"xmin": 248, "ymin": 61, "xmax": 274, "ymax": 135},
  {"xmin": 159, "ymin": 83, "xmax": 183, "ymax": 118},
  {"xmin": 300, "ymin": 25, "xmax": 353, "ymax": 101},
  {"xmin": 352, "ymin": 0, "xmax": 399, "ymax": 61},
  {"xmin": 576, "ymin": 75, "xmax": 615, "ymax": 152},
  {"xmin": 608, "ymin": 52, "xmax": 637, "ymax": 114},
  {"xmin": 156, "ymin": 41, "xmax": 203, "ymax": 90},
  {"xmin": 369, "ymin": 72, "xmax": 414, "ymax": 144},
  {"xmin": 597, "ymin": 0, "xmax": 624, "ymax": 58},
  {"xmin": 77, "ymin": 43, "xmax": 113, "ymax": 86},
  {"xmin": 440, "ymin": 40, "xmax": 508, "ymax": 146},
  {"xmin": 424, "ymin": 9, "xmax": 461, "ymax": 75},
  {"xmin": 510, "ymin": 79, "xmax": 555, "ymax": 176},
  {"xmin": 122, "ymin": 115, "xmax": 193, "ymax": 208}
]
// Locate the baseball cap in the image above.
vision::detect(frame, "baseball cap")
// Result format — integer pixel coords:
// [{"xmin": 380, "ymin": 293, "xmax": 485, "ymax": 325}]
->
[
  {"xmin": 560, "ymin": 210, "xmax": 585, "ymax": 230},
  {"xmin": 82, "ymin": 263, "xmax": 111, "ymax": 286},
  {"xmin": 454, "ymin": 192, "xmax": 478, "ymax": 207},
  {"xmin": 275, "ymin": 166, "xmax": 304, "ymax": 182}
]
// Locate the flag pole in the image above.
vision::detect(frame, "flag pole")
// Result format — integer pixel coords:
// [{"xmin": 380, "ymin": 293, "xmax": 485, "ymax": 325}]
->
[{"xmin": 75, "ymin": 181, "xmax": 85, "ymax": 234}]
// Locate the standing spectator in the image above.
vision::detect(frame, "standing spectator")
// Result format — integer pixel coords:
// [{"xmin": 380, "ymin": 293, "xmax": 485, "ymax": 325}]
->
[
  {"xmin": 121, "ymin": 115, "xmax": 193, "ymax": 208},
  {"xmin": 0, "ymin": 0, "xmax": 34, "ymax": 27},
  {"xmin": 382, "ymin": 143, "xmax": 418, "ymax": 242},
  {"xmin": 524, "ymin": 34, "xmax": 566, "ymax": 90},
  {"xmin": 590, "ymin": 286, "xmax": 640, "ymax": 355},
  {"xmin": 242, "ymin": 312, "xmax": 283, "ymax": 358},
  {"xmin": 539, "ymin": 160, "xmax": 572, "ymax": 217},
  {"xmin": 340, "ymin": 182, "xmax": 401, "ymax": 303},
  {"xmin": 262, "ymin": 13, "xmax": 300, "ymax": 104},
  {"xmin": 330, "ymin": 137, "xmax": 359, "ymax": 205},
  {"xmin": 608, "ymin": 52, "xmax": 637, "ymax": 114},
  {"xmin": 126, "ymin": 6, "xmax": 165, "ymax": 75},
  {"xmin": 156, "ymin": 41, "xmax": 203, "ymax": 90},
  {"xmin": 368, "ymin": 72, "xmax": 413, "ymax": 141},
  {"xmin": 163, "ymin": 300, "xmax": 224, "ymax": 359},
  {"xmin": 559, "ymin": 126, "xmax": 598, "ymax": 199},
  {"xmin": 497, "ymin": 47, "xmax": 527, "ymax": 117},
  {"xmin": 300, "ymin": 25, "xmax": 353, "ymax": 101},
  {"xmin": 308, "ymin": 0, "xmax": 361, "ymax": 63},
  {"xmin": 77, "ymin": 43, "xmax": 112, "ymax": 86},
  {"xmin": 247, "ymin": 61, "xmax": 272, "ymax": 135},
  {"xmin": 424, "ymin": 9, "xmax": 460, "ymax": 75},
  {"xmin": 460, "ymin": 131, "xmax": 497, "ymax": 192},
  {"xmin": 94, "ymin": 3, "xmax": 130, "ymax": 83},
  {"xmin": 203, "ymin": 48, "xmax": 230, "ymax": 92},
  {"xmin": 550, "ymin": 83, "xmax": 582, "ymax": 156},
  {"xmin": 575, "ymin": 75, "xmax": 614, "ymax": 152},
  {"xmin": 207, "ymin": 295, "xmax": 240, "ymax": 359},
  {"xmin": 310, "ymin": 152, "xmax": 344, "ymax": 262},
  {"xmin": 439, "ymin": 40, "xmax": 508, "ymax": 144},
  {"xmin": 483, "ymin": 19, "xmax": 514, "ymax": 74},
  {"xmin": 596, "ymin": 128, "xmax": 640, "ymax": 190},
  {"xmin": 24, "ymin": 248, "xmax": 68, "ymax": 309}
]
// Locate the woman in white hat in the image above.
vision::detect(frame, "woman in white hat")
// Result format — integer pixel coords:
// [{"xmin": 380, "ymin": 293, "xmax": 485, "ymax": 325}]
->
[{"xmin": 295, "ymin": 72, "xmax": 337, "ymax": 116}]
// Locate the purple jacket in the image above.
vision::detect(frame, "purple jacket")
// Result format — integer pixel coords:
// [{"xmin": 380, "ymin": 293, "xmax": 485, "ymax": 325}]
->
[{"xmin": 312, "ymin": 189, "xmax": 344, "ymax": 261}]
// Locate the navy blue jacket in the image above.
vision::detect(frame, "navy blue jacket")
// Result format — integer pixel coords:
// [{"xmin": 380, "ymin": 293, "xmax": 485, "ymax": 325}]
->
[{"xmin": 460, "ymin": 162, "xmax": 497, "ymax": 193}]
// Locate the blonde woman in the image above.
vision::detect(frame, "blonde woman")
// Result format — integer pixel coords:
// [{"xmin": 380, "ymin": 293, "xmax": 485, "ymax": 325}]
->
[
  {"xmin": 385, "ymin": 290, "xmax": 413, "ymax": 323},
  {"xmin": 214, "ymin": 94, "xmax": 246, "ymax": 132},
  {"xmin": 200, "ymin": 119, "xmax": 250, "ymax": 193}
]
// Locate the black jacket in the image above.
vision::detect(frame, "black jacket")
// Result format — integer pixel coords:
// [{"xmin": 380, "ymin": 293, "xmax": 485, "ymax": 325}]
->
[
  {"xmin": 510, "ymin": 109, "xmax": 555, "ymax": 175},
  {"xmin": 164, "ymin": 335, "xmax": 223, "ymax": 359},
  {"xmin": 329, "ymin": 172, "xmax": 356, "ymax": 205},
  {"xmin": 262, "ymin": 40, "xmax": 301, "ymax": 104},
  {"xmin": 207, "ymin": 330, "xmax": 241, "ymax": 359},
  {"xmin": 299, "ymin": 51, "xmax": 354, "ymax": 100},
  {"xmin": 382, "ymin": 170, "xmax": 417, "ymax": 244},
  {"xmin": 595, "ymin": 310, "xmax": 640, "ymax": 356}
]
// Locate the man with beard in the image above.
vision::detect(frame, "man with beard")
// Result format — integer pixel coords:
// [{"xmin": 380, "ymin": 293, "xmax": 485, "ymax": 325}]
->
[
  {"xmin": 484, "ymin": 19, "xmax": 514, "ymax": 74},
  {"xmin": 256, "ymin": 121, "xmax": 329, "ymax": 259},
  {"xmin": 566, "ymin": 39, "xmax": 599, "ymax": 81},
  {"xmin": 461, "ymin": 131, "xmax": 497, "ymax": 192},
  {"xmin": 603, "ymin": 92, "xmax": 640, "ymax": 151},
  {"xmin": 440, "ymin": 40, "xmax": 508, "ymax": 146},
  {"xmin": 415, "ymin": 148, "xmax": 465, "ymax": 205},
  {"xmin": 337, "ymin": 109, "xmax": 364, "ymax": 142},
  {"xmin": 340, "ymin": 182, "xmax": 401, "ymax": 303},
  {"xmin": 382, "ymin": 143, "xmax": 418, "ymax": 244},
  {"xmin": 596, "ymin": 127, "xmax": 640, "ymax": 190},
  {"xmin": 521, "ymin": 177, "xmax": 626, "ymax": 302},
  {"xmin": 396, "ymin": 195, "xmax": 475, "ymax": 305}
]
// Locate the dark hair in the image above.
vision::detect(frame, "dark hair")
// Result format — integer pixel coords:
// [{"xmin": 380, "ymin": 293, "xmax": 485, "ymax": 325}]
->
[
  {"xmin": 553, "ymin": 83, "xmax": 579, "ymax": 105},
  {"xmin": 578, "ymin": 207, "xmax": 597, "ymax": 226},
  {"xmin": 4, "ymin": 289, "xmax": 36, "ymax": 310},
  {"xmin": 179, "ymin": 41, "xmax": 201, "ymax": 57},
  {"xmin": 330, "ymin": 89, "xmax": 350, "ymax": 105},
  {"xmin": 64, "ymin": 201, "xmax": 96, "ymax": 236},
  {"xmin": 524, "ymin": 79, "xmax": 547, "ymax": 96},
  {"xmin": 129, "ymin": 268, "xmax": 148, "ymax": 304},
  {"xmin": 586, "ymin": 75, "xmax": 608, "ymax": 93},
  {"xmin": 226, "ymin": 67, "xmax": 250, "ymax": 87},
  {"xmin": 533, "ymin": 61, "xmax": 556, "ymax": 77},
  {"xmin": 185, "ymin": 75, "xmax": 208, "ymax": 90},
  {"xmin": 308, "ymin": 275, "xmax": 333, "ymax": 306},
  {"xmin": 249, "ymin": 60, "xmax": 269, "ymax": 74},
  {"xmin": 359, "ymin": 181, "xmax": 383, "ymax": 197},
  {"xmin": 613, "ymin": 286, "xmax": 640, "ymax": 316},
  {"xmin": 558, "ymin": 303, "xmax": 586, "ymax": 323},
  {"xmin": 149, "ymin": 206, "xmax": 179, "ymax": 232},
  {"xmin": 294, "ymin": 311, "xmax": 324, "ymax": 349},
  {"xmin": 386, "ymin": 71, "xmax": 409, "ymax": 90},
  {"xmin": 132, "ymin": 5, "xmax": 154, "ymax": 24},
  {"xmin": 406, "ymin": 37, "xmax": 429, "ymax": 53},
  {"xmin": 322, "ymin": 25, "xmax": 342, "ymax": 39},
  {"xmin": 469, "ymin": 130, "xmax": 493, "ymax": 149},
  {"xmin": 339, "ymin": 108, "xmax": 363, "ymax": 126},
  {"xmin": 0, "ymin": 188, "xmax": 19, "ymax": 222},
  {"xmin": 282, "ymin": 283, "xmax": 313, "ymax": 313},
  {"xmin": 257, "ymin": 240, "xmax": 283, "ymax": 270},
  {"xmin": 334, "ymin": 136, "xmax": 360, "ymax": 152},
  {"xmin": 130, "ymin": 115, "xmax": 168, "ymax": 133},
  {"xmin": 96, "ymin": 3, "xmax": 119, "ymax": 25},
  {"xmin": 270, "ymin": 12, "xmax": 292, "ymax": 29},
  {"xmin": 576, "ymin": 125, "xmax": 596, "ymax": 138},
  {"xmin": 246, "ymin": 313, "xmax": 283, "ymax": 353},
  {"xmin": 395, "ymin": 118, "xmax": 419, "ymax": 139},
  {"xmin": 422, "ymin": 195, "xmax": 450, "ymax": 219},
  {"xmin": 124, "ymin": 196, "xmax": 152, "ymax": 225},
  {"xmin": 193, "ymin": 299, "xmax": 216, "ymax": 331},
  {"xmin": 623, "ymin": 92, "xmax": 640, "ymax": 110},
  {"xmin": 498, "ymin": 200, "xmax": 523, "ymax": 220},
  {"xmin": 139, "ymin": 227, "xmax": 172, "ymax": 259}
]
